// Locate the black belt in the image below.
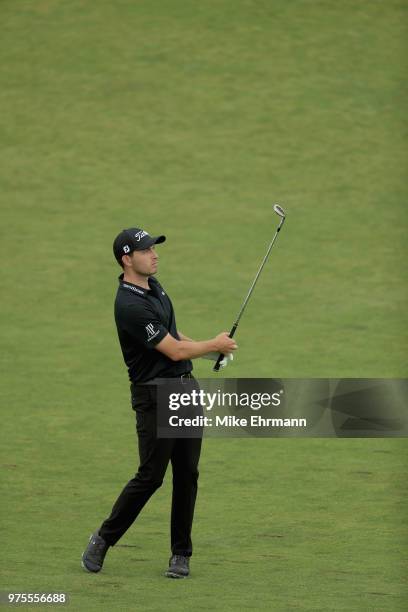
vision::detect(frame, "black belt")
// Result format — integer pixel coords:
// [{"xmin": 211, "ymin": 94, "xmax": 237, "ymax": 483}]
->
[{"xmin": 133, "ymin": 372, "xmax": 194, "ymax": 386}]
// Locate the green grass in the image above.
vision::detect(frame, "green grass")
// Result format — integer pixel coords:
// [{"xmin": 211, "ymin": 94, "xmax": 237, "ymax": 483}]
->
[
  {"xmin": 0, "ymin": 1, "xmax": 407, "ymax": 610},
  {"xmin": 1, "ymin": 435, "xmax": 407, "ymax": 611}
]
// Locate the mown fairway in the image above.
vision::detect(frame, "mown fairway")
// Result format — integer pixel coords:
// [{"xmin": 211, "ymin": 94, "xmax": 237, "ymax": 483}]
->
[{"xmin": 1, "ymin": 1, "xmax": 407, "ymax": 610}]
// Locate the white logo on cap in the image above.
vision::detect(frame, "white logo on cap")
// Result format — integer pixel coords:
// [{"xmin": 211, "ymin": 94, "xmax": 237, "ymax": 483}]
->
[
  {"xmin": 123, "ymin": 245, "xmax": 130, "ymax": 253},
  {"xmin": 135, "ymin": 230, "xmax": 148, "ymax": 241}
]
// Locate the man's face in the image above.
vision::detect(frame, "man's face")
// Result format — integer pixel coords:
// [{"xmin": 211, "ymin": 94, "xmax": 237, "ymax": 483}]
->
[{"xmin": 124, "ymin": 246, "xmax": 158, "ymax": 276}]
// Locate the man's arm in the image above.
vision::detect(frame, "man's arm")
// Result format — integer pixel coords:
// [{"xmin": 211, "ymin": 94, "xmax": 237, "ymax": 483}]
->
[
  {"xmin": 155, "ymin": 332, "xmax": 237, "ymax": 362},
  {"xmin": 177, "ymin": 331, "xmax": 194, "ymax": 342},
  {"xmin": 177, "ymin": 331, "xmax": 233, "ymax": 365}
]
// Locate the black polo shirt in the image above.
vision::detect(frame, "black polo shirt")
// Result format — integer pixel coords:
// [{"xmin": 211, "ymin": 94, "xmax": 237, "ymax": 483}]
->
[{"xmin": 114, "ymin": 274, "xmax": 193, "ymax": 383}]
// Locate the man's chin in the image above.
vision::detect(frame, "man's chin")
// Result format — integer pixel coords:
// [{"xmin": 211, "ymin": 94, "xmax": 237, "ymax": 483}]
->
[{"xmin": 141, "ymin": 268, "xmax": 157, "ymax": 277}]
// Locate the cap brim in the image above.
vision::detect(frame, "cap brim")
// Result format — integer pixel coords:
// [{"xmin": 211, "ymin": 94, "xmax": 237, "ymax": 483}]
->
[
  {"xmin": 141, "ymin": 236, "xmax": 166, "ymax": 249},
  {"xmin": 133, "ymin": 235, "xmax": 166, "ymax": 251},
  {"xmin": 153, "ymin": 235, "xmax": 166, "ymax": 245}
]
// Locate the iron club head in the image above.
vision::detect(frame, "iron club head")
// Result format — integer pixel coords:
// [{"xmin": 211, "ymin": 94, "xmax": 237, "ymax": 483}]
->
[{"xmin": 273, "ymin": 204, "xmax": 286, "ymax": 218}]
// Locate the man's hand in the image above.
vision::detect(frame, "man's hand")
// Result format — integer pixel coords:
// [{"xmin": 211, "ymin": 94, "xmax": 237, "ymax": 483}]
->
[
  {"xmin": 204, "ymin": 332, "xmax": 237, "ymax": 368},
  {"xmin": 214, "ymin": 332, "xmax": 238, "ymax": 354},
  {"xmin": 201, "ymin": 352, "xmax": 234, "ymax": 368}
]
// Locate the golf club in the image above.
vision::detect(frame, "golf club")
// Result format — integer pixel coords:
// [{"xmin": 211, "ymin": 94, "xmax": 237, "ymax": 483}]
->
[{"xmin": 213, "ymin": 204, "xmax": 287, "ymax": 372}]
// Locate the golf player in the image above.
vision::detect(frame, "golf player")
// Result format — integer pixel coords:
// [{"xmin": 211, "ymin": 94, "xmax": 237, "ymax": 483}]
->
[{"xmin": 81, "ymin": 227, "xmax": 237, "ymax": 578}]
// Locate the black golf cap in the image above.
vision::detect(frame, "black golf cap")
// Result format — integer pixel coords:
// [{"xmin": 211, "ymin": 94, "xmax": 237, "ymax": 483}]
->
[{"xmin": 113, "ymin": 228, "xmax": 166, "ymax": 264}]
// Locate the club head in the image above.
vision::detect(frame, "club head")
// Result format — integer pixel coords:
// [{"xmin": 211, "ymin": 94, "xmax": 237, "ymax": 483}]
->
[{"xmin": 273, "ymin": 204, "xmax": 286, "ymax": 218}]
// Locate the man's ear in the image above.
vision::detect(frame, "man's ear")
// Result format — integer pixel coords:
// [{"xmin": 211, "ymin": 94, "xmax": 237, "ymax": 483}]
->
[{"xmin": 122, "ymin": 253, "xmax": 132, "ymax": 268}]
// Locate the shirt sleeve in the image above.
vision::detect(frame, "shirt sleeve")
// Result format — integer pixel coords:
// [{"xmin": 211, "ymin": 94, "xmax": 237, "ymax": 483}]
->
[{"xmin": 119, "ymin": 302, "xmax": 168, "ymax": 349}]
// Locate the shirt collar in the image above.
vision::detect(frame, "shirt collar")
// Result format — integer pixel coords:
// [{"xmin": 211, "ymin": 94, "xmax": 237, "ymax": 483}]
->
[{"xmin": 118, "ymin": 273, "xmax": 148, "ymax": 297}]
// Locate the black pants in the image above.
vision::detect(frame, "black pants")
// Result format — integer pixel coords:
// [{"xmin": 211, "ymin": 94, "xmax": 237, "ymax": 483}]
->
[{"xmin": 99, "ymin": 379, "xmax": 202, "ymax": 556}]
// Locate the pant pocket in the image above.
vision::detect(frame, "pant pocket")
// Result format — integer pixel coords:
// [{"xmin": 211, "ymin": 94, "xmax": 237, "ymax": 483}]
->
[{"xmin": 130, "ymin": 384, "xmax": 153, "ymax": 411}]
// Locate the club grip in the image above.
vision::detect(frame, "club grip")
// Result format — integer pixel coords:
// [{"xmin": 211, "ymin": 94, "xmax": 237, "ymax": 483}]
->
[{"xmin": 213, "ymin": 324, "xmax": 238, "ymax": 372}]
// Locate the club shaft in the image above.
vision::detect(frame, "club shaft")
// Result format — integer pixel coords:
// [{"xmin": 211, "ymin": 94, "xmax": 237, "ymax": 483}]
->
[
  {"xmin": 235, "ymin": 217, "xmax": 285, "ymax": 326},
  {"xmin": 213, "ymin": 215, "xmax": 285, "ymax": 372}
]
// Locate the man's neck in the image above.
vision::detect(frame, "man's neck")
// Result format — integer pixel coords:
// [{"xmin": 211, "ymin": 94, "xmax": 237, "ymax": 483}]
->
[{"xmin": 123, "ymin": 271, "xmax": 150, "ymax": 290}]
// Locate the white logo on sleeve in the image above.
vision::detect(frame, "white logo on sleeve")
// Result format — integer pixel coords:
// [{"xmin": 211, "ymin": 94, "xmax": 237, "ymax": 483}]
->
[{"xmin": 145, "ymin": 323, "xmax": 160, "ymax": 342}]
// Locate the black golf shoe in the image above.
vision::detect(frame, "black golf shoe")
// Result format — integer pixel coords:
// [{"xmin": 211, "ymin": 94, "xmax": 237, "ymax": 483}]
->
[
  {"xmin": 81, "ymin": 531, "xmax": 109, "ymax": 573},
  {"xmin": 164, "ymin": 554, "xmax": 190, "ymax": 579}
]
